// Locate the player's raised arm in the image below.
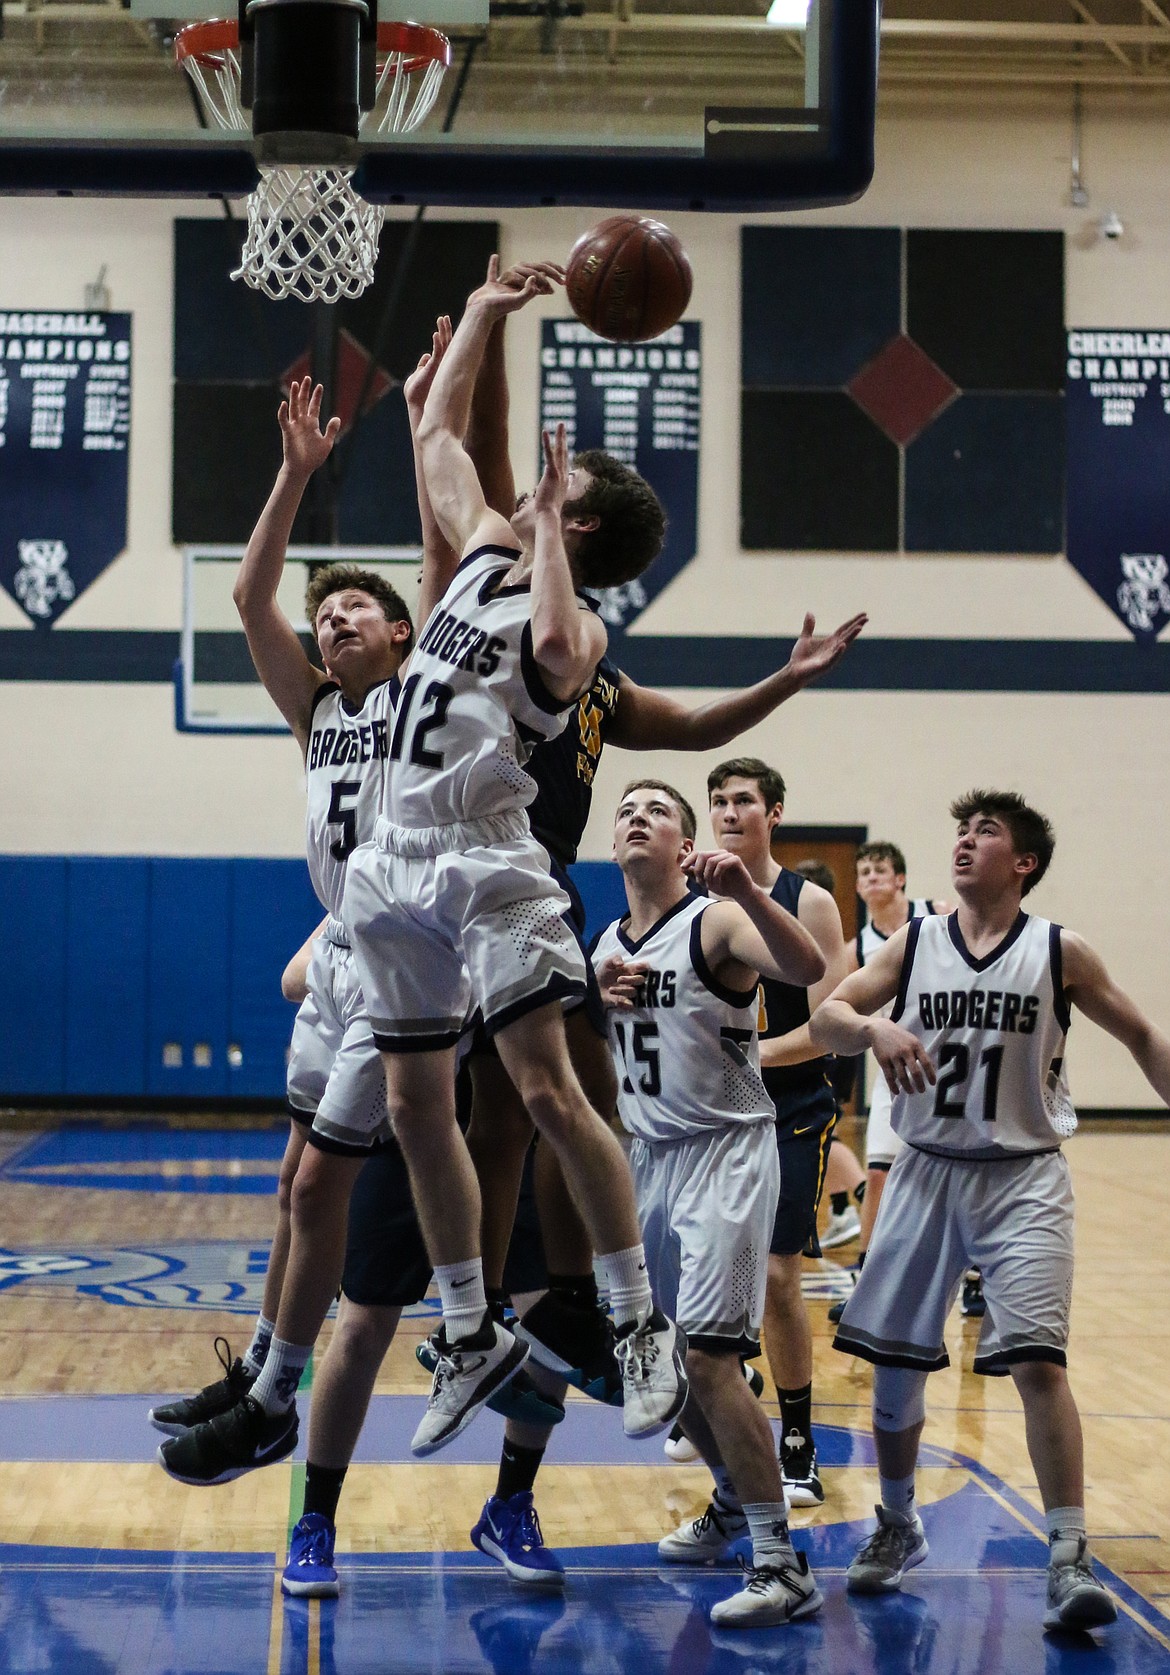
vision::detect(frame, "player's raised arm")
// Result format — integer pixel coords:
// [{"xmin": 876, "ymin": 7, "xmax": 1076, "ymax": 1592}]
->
[
  {"xmin": 607, "ymin": 611, "xmax": 868, "ymax": 750},
  {"xmin": 404, "ymin": 316, "xmax": 461, "ymax": 638},
  {"xmin": 686, "ymin": 848, "xmax": 825, "ymax": 989},
  {"xmin": 466, "ymin": 261, "xmax": 564, "ymax": 520},
  {"xmin": 809, "ymin": 927, "xmax": 937, "ymax": 1095},
  {"xmin": 530, "ymin": 422, "xmax": 607, "ymax": 701},
  {"xmin": 1061, "ymin": 931, "xmax": 1170, "ymax": 1104},
  {"xmin": 233, "ymin": 377, "xmax": 340, "ymax": 747},
  {"xmin": 418, "ymin": 255, "xmax": 557, "ymax": 558}
]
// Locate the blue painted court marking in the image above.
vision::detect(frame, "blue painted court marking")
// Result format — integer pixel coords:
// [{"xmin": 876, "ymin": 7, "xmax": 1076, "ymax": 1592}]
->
[
  {"xmin": 1, "ymin": 1480, "xmax": 1167, "ymax": 1675},
  {"xmin": 0, "ymin": 1123, "xmax": 287, "ymax": 1194}
]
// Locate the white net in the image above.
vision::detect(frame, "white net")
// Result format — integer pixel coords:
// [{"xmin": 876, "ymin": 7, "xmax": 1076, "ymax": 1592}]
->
[{"xmin": 177, "ymin": 25, "xmax": 449, "ymax": 303}]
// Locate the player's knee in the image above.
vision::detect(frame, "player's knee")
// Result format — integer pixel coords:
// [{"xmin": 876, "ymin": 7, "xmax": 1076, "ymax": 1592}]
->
[
  {"xmin": 684, "ymin": 1343, "xmax": 734, "ymax": 1397},
  {"xmin": 872, "ymin": 1365, "xmax": 928, "ymax": 1433},
  {"xmin": 515, "ymin": 1066, "xmax": 586, "ymax": 1140},
  {"xmin": 330, "ymin": 1298, "xmax": 399, "ymax": 1372},
  {"xmin": 289, "ymin": 1149, "xmax": 345, "ymax": 1229},
  {"xmin": 766, "ymin": 1254, "xmax": 803, "ymax": 1309},
  {"xmin": 1010, "ymin": 1358, "xmax": 1068, "ymax": 1401}
]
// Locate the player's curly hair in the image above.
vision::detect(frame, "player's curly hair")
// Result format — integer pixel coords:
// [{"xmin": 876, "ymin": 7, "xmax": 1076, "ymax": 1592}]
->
[
  {"xmin": 304, "ymin": 564, "xmax": 414, "ymax": 652},
  {"xmin": 949, "ymin": 789, "xmax": 1055, "ymax": 895},
  {"xmin": 566, "ymin": 450, "xmax": 666, "ymax": 589},
  {"xmin": 620, "ymin": 778, "xmax": 697, "ymax": 841},
  {"xmin": 706, "ymin": 757, "xmax": 786, "ymax": 816},
  {"xmin": 856, "ymin": 840, "xmax": 908, "ymax": 878}
]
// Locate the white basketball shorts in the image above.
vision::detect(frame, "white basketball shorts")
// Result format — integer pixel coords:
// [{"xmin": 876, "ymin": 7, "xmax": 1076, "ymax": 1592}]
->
[
  {"xmin": 630, "ymin": 1119, "xmax": 779, "ymax": 1355},
  {"xmin": 344, "ymin": 809, "xmax": 586, "ymax": 1053},
  {"xmin": 285, "ymin": 921, "xmax": 391, "ymax": 1153},
  {"xmin": 834, "ymin": 1143, "xmax": 1074, "ymax": 1375}
]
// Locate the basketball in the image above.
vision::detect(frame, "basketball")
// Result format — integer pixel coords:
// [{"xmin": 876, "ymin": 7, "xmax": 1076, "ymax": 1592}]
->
[{"xmin": 565, "ymin": 215, "xmax": 693, "ymax": 343}]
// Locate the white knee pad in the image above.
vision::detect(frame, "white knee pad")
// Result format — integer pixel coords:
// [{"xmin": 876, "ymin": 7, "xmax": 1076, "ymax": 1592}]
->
[{"xmin": 872, "ymin": 1365, "xmax": 928, "ymax": 1432}]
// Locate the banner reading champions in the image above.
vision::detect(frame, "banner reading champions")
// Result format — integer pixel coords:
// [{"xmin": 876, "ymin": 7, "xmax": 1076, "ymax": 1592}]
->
[
  {"xmin": 0, "ymin": 311, "xmax": 131, "ymax": 628},
  {"xmin": 540, "ymin": 320, "xmax": 700, "ymax": 631},
  {"xmin": 1066, "ymin": 330, "xmax": 1170, "ymax": 644}
]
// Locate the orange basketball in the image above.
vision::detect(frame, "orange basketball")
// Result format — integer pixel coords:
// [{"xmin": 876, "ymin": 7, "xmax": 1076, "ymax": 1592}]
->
[{"xmin": 565, "ymin": 216, "xmax": 693, "ymax": 343}]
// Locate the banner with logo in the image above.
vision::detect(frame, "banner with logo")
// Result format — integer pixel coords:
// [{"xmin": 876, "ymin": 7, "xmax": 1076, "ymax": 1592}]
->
[
  {"xmin": 0, "ymin": 311, "xmax": 131, "ymax": 628},
  {"xmin": 1066, "ymin": 330, "xmax": 1170, "ymax": 644},
  {"xmin": 539, "ymin": 320, "xmax": 700, "ymax": 630}
]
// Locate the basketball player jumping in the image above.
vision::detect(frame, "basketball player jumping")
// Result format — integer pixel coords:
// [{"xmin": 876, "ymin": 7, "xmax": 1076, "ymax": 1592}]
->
[
  {"xmin": 594, "ymin": 779, "xmax": 825, "ymax": 1627},
  {"xmin": 343, "ymin": 256, "xmax": 687, "ymax": 1456},
  {"xmin": 810, "ymin": 789, "xmax": 1170, "ymax": 1631}
]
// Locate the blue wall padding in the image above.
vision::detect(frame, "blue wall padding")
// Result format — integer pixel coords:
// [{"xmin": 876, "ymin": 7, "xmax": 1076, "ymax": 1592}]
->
[{"xmin": 0, "ymin": 857, "xmax": 629, "ymax": 1100}]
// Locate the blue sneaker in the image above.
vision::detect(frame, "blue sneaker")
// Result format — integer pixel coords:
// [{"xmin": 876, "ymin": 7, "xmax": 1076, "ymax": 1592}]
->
[
  {"xmin": 282, "ymin": 1513, "xmax": 340, "ymax": 1598},
  {"xmin": 471, "ymin": 1492, "xmax": 566, "ymax": 1588}
]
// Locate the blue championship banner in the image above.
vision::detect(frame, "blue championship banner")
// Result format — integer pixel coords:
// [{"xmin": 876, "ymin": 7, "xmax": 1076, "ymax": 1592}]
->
[
  {"xmin": 0, "ymin": 311, "xmax": 131, "ymax": 628},
  {"xmin": 1066, "ymin": 329, "xmax": 1170, "ymax": 644},
  {"xmin": 540, "ymin": 320, "xmax": 700, "ymax": 630}
]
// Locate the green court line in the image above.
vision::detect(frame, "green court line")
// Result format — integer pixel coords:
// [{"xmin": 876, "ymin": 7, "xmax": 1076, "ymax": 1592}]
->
[{"xmin": 286, "ymin": 1352, "xmax": 314, "ymax": 1546}]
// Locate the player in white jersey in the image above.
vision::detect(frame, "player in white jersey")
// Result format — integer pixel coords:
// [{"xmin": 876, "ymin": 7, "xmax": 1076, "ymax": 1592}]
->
[
  {"xmin": 345, "ymin": 256, "xmax": 688, "ymax": 1458},
  {"xmin": 594, "ymin": 779, "xmax": 826, "ymax": 1628},
  {"xmin": 809, "ymin": 789, "xmax": 1170, "ymax": 1631},
  {"xmin": 825, "ymin": 843, "xmax": 950, "ymax": 1324},
  {"xmin": 154, "ymin": 359, "xmax": 439, "ymax": 1484}
]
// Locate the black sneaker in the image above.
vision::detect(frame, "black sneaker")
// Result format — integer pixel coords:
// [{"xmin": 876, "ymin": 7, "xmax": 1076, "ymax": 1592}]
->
[
  {"xmin": 157, "ymin": 1394, "xmax": 298, "ymax": 1486},
  {"xmin": 516, "ymin": 1292, "xmax": 623, "ymax": 1406},
  {"xmin": 961, "ymin": 1272, "xmax": 986, "ymax": 1318},
  {"xmin": 780, "ymin": 1439, "xmax": 825, "ymax": 1507},
  {"xmin": 149, "ymin": 1337, "xmax": 256, "ymax": 1437}
]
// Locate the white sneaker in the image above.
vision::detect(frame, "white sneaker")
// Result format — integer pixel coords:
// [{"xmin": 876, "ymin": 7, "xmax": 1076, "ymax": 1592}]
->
[
  {"xmin": 709, "ymin": 1552, "xmax": 824, "ymax": 1627},
  {"xmin": 410, "ymin": 1314, "xmax": 528, "ymax": 1457},
  {"xmin": 820, "ymin": 1204, "xmax": 861, "ymax": 1249},
  {"xmin": 663, "ymin": 1421, "xmax": 700, "ymax": 1462},
  {"xmin": 847, "ymin": 1506, "xmax": 929, "ymax": 1593},
  {"xmin": 658, "ymin": 1498, "xmax": 748, "ymax": 1564},
  {"xmin": 1044, "ymin": 1538, "xmax": 1117, "ymax": 1630},
  {"xmin": 615, "ymin": 1307, "xmax": 688, "ymax": 1439}
]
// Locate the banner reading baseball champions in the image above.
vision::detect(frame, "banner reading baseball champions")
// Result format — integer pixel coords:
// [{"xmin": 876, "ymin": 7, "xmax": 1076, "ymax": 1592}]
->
[
  {"xmin": 0, "ymin": 311, "xmax": 131, "ymax": 628},
  {"xmin": 1066, "ymin": 330, "xmax": 1170, "ymax": 644}
]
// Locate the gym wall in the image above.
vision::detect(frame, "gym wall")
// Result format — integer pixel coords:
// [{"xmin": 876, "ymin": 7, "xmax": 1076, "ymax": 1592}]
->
[{"xmin": 0, "ymin": 100, "xmax": 1166, "ymax": 1106}]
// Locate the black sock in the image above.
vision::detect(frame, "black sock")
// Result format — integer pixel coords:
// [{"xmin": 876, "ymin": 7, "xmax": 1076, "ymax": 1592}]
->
[
  {"xmin": 486, "ymin": 1286, "xmax": 509, "ymax": 1326},
  {"xmin": 853, "ymin": 1180, "xmax": 866, "ymax": 1204},
  {"xmin": 546, "ymin": 1272, "xmax": 599, "ymax": 1308},
  {"xmin": 495, "ymin": 1439, "xmax": 546, "ymax": 1501},
  {"xmin": 303, "ymin": 1462, "xmax": 347, "ymax": 1524},
  {"xmin": 778, "ymin": 1383, "xmax": 813, "ymax": 1454},
  {"xmin": 830, "ymin": 1191, "xmax": 848, "ymax": 1216}
]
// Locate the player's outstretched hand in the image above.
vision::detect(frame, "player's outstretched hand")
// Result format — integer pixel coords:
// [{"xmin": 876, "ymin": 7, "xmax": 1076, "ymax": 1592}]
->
[
  {"xmin": 786, "ymin": 611, "xmax": 868, "ymax": 687},
  {"xmin": 498, "ymin": 259, "xmax": 565, "ymax": 293},
  {"xmin": 535, "ymin": 423, "xmax": 570, "ymax": 516},
  {"xmin": 279, "ymin": 376, "xmax": 341, "ymax": 478},
  {"xmin": 469, "ymin": 253, "xmax": 553, "ymax": 318},
  {"xmin": 870, "ymin": 1018, "xmax": 936, "ymax": 1097},
  {"xmin": 595, "ymin": 953, "xmax": 649, "ymax": 1011},
  {"xmin": 404, "ymin": 315, "xmax": 452, "ymax": 423},
  {"xmin": 683, "ymin": 847, "xmax": 756, "ymax": 905}
]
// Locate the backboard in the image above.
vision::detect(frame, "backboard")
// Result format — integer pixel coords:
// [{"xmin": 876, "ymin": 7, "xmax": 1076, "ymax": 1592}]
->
[
  {"xmin": 0, "ymin": 0, "xmax": 878, "ymax": 212},
  {"xmin": 178, "ymin": 544, "xmax": 420, "ymax": 733}
]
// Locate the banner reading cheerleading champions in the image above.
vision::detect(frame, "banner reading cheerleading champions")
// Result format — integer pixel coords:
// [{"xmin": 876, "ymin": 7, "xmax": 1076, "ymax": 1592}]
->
[
  {"xmin": 0, "ymin": 310, "xmax": 132, "ymax": 629},
  {"xmin": 1065, "ymin": 329, "xmax": 1170, "ymax": 645}
]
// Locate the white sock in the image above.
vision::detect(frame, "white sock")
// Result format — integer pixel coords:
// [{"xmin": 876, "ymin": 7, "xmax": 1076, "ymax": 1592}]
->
[
  {"xmin": 243, "ymin": 1314, "xmax": 275, "ymax": 1376},
  {"xmin": 434, "ymin": 1259, "xmax": 488, "ymax": 1343},
  {"xmin": 1047, "ymin": 1506, "xmax": 1087, "ymax": 1565},
  {"xmin": 251, "ymin": 1336, "xmax": 312, "ymax": 1416},
  {"xmin": 595, "ymin": 1245, "xmax": 652, "ymax": 1328},
  {"xmin": 879, "ymin": 1472, "xmax": 919, "ymax": 1519},
  {"xmin": 743, "ymin": 1500, "xmax": 795, "ymax": 1564}
]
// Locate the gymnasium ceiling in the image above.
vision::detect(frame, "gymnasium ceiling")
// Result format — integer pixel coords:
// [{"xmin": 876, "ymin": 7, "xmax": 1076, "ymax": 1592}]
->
[{"xmin": 0, "ymin": 2, "xmax": 1168, "ymax": 122}]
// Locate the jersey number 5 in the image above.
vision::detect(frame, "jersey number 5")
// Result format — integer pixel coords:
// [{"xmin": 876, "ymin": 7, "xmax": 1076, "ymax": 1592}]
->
[
  {"xmin": 933, "ymin": 1042, "xmax": 1004, "ymax": 1123},
  {"xmin": 326, "ymin": 780, "xmax": 361, "ymax": 861}
]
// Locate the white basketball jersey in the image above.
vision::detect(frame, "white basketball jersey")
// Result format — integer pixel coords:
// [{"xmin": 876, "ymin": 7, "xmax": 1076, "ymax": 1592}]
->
[
  {"xmin": 593, "ymin": 894, "xmax": 775, "ymax": 1144},
  {"xmin": 859, "ymin": 900, "xmax": 938, "ymax": 1022},
  {"xmin": 304, "ymin": 677, "xmax": 397, "ymax": 919},
  {"xmin": 890, "ymin": 911, "xmax": 1075, "ymax": 1159},
  {"xmin": 380, "ymin": 544, "xmax": 580, "ymax": 829}
]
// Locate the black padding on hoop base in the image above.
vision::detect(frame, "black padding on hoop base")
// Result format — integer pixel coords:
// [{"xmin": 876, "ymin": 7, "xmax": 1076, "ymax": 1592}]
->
[{"xmin": 243, "ymin": 0, "xmax": 372, "ymax": 142}]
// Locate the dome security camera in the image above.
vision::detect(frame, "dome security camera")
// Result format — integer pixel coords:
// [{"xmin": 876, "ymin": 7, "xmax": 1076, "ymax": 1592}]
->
[{"xmin": 1099, "ymin": 210, "xmax": 1124, "ymax": 241}]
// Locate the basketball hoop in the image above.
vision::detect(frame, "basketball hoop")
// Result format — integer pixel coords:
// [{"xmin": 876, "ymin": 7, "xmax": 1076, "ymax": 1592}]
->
[{"xmin": 176, "ymin": 20, "xmax": 451, "ymax": 303}]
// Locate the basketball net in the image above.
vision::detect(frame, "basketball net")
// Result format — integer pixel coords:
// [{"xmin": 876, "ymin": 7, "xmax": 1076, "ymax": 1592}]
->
[{"xmin": 177, "ymin": 23, "xmax": 450, "ymax": 303}]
